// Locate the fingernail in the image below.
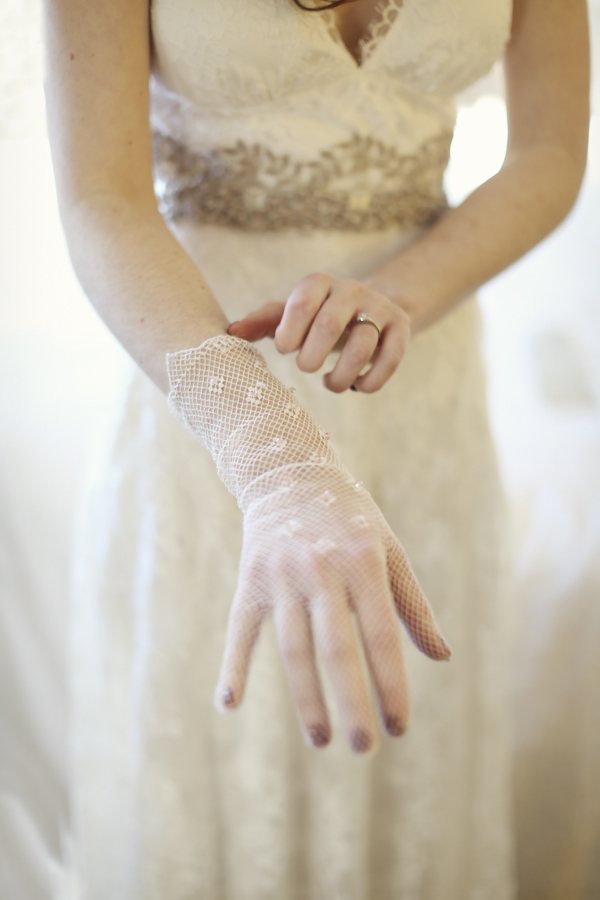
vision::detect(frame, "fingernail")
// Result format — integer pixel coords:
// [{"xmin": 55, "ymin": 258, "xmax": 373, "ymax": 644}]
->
[
  {"xmin": 385, "ymin": 715, "xmax": 406, "ymax": 737},
  {"xmin": 221, "ymin": 687, "xmax": 236, "ymax": 707},
  {"xmin": 350, "ymin": 728, "xmax": 372, "ymax": 754},
  {"xmin": 350, "ymin": 385, "xmax": 358, "ymax": 392},
  {"xmin": 308, "ymin": 724, "xmax": 331, "ymax": 748},
  {"xmin": 227, "ymin": 321, "xmax": 240, "ymax": 332}
]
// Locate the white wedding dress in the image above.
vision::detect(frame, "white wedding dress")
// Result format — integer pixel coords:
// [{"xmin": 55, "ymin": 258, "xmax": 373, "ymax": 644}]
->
[{"xmin": 69, "ymin": 2, "xmax": 517, "ymax": 898}]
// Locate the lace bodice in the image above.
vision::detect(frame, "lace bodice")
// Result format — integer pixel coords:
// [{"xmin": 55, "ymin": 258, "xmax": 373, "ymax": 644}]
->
[{"xmin": 149, "ymin": 0, "xmax": 511, "ymax": 228}]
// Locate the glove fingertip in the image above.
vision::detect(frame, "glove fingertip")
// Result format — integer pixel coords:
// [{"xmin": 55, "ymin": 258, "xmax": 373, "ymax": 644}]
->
[{"xmin": 438, "ymin": 635, "xmax": 452, "ymax": 660}]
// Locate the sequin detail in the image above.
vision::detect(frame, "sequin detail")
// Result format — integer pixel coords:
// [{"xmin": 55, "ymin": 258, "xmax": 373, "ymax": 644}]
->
[
  {"xmin": 153, "ymin": 131, "xmax": 451, "ymax": 232},
  {"xmin": 350, "ymin": 514, "xmax": 369, "ymax": 528}
]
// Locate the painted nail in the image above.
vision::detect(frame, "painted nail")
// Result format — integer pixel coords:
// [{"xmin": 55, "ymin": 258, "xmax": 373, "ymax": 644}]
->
[
  {"xmin": 385, "ymin": 715, "xmax": 406, "ymax": 737},
  {"xmin": 308, "ymin": 724, "xmax": 331, "ymax": 748},
  {"xmin": 350, "ymin": 728, "xmax": 372, "ymax": 754},
  {"xmin": 221, "ymin": 687, "xmax": 236, "ymax": 708}
]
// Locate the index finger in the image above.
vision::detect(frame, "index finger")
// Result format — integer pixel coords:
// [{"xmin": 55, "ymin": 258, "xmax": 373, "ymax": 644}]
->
[{"xmin": 274, "ymin": 274, "xmax": 332, "ymax": 353}]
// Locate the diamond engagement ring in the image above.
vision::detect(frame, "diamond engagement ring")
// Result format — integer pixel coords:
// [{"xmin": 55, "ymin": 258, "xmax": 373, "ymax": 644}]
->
[{"xmin": 354, "ymin": 312, "xmax": 382, "ymax": 337}]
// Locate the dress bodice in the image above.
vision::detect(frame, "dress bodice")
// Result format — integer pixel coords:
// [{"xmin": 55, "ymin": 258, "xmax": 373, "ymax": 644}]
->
[{"xmin": 149, "ymin": 0, "xmax": 512, "ymax": 230}]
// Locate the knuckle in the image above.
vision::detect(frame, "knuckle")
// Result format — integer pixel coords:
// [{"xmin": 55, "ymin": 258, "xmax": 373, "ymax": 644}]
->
[
  {"xmin": 322, "ymin": 632, "xmax": 351, "ymax": 665},
  {"xmin": 303, "ymin": 272, "xmax": 329, "ymax": 289},
  {"xmin": 346, "ymin": 278, "xmax": 364, "ymax": 298},
  {"xmin": 310, "ymin": 550, "xmax": 337, "ymax": 584},
  {"xmin": 241, "ymin": 553, "xmax": 269, "ymax": 587},
  {"xmin": 352, "ymin": 539, "xmax": 385, "ymax": 571},
  {"xmin": 345, "ymin": 344, "xmax": 372, "ymax": 368},
  {"xmin": 318, "ymin": 312, "xmax": 342, "ymax": 340},
  {"xmin": 279, "ymin": 632, "xmax": 305, "ymax": 666},
  {"xmin": 291, "ymin": 293, "xmax": 318, "ymax": 318},
  {"xmin": 390, "ymin": 306, "xmax": 411, "ymax": 337},
  {"xmin": 369, "ymin": 293, "xmax": 389, "ymax": 316},
  {"xmin": 381, "ymin": 348, "xmax": 403, "ymax": 375}
]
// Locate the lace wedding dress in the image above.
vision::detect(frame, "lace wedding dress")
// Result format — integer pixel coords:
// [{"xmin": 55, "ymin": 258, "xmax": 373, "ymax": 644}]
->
[{"xmin": 70, "ymin": 1, "xmax": 516, "ymax": 898}]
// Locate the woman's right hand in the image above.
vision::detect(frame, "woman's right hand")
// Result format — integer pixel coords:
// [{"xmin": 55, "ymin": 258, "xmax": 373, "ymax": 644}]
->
[{"xmin": 215, "ymin": 467, "xmax": 450, "ymax": 754}]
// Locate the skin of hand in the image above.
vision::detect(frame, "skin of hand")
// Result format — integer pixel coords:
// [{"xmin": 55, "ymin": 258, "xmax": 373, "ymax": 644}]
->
[
  {"xmin": 228, "ymin": 277, "xmax": 411, "ymax": 394},
  {"xmin": 229, "ymin": 0, "xmax": 590, "ymax": 394}
]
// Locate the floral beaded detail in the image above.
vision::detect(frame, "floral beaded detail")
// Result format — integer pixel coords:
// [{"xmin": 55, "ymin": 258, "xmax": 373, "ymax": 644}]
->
[
  {"xmin": 247, "ymin": 382, "xmax": 267, "ymax": 405},
  {"xmin": 314, "ymin": 538, "xmax": 338, "ymax": 555},
  {"xmin": 208, "ymin": 375, "xmax": 224, "ymax": 394},
  {"xmin": 152, "ymin": 131, "xmax": 451, "ymax": 232}
]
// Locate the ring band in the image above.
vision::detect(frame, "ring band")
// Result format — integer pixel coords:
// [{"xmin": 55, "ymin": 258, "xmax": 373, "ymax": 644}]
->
[{"xmin": 354, "ymin": 312, "xmax": 381, "ymax": 337}]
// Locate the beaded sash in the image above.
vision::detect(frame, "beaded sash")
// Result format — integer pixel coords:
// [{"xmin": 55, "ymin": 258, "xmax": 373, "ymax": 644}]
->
[{"xmin": 152, "ymin": 130, "xmax": 452, "ymax": 232}]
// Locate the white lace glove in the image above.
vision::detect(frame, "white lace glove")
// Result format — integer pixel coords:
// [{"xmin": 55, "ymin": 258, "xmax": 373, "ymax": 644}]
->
[{"xmin": 167, "ymin": 335, "xmax": 450, "ymax": 753}]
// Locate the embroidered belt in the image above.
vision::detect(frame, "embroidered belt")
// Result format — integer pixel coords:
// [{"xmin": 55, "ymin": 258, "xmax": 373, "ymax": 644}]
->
[{"xmin": 152, "ymin": 131, "xmax": 452, "ymax": 232}]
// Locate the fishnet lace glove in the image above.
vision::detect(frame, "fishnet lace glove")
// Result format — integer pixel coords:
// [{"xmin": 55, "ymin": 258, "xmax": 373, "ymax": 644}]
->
[{"xmin": 167, "ymin": 335, "xmax": 451, "ymax": 753}]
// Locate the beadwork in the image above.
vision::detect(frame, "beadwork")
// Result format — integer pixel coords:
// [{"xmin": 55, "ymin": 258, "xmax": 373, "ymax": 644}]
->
[{"xmin": 152, "ymin": 130, "xmax": 451, "ymax": 232}]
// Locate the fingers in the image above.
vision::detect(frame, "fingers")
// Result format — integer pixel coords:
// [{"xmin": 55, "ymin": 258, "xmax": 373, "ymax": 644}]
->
[
  {"xmin": 214, "ymin": 593, "xmax": 264, "ymax": 712},
  {"xmin": 230, "ymin": 275, "xmax": 409, "ymax": 393},
  {"xmin": 311, "ymin": 584, "xmax": 378, "ymax": 754},
  {"xmin": 227, "ymin": 301, "xmax": 285, "ymax": 342},
  {"xmin": 295, "ymin": 287, "xmax": 359, "ymax": 373},
  {"xmin": 273, "ymin": 598, "xmax": 332, "ymax": 748},
  {"xmin": 350, "ymin": 312, "xmax": 410, "ymax": 394},
  {"xmin": 274, "ymin": 274, "xmax": 332, "ymax": 353},
  {"xmin": 349, "ymin": 549, "xmax": 411, "ymax": 736},
  {"xmin": 387, "ymin": 540, "xmax": 452, "ymax": 661}
]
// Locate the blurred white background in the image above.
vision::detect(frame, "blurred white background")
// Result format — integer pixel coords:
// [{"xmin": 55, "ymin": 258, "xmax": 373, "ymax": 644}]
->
[{"xmin": 1, "ymin": 2, "xmax": 599, "ymax": 898}]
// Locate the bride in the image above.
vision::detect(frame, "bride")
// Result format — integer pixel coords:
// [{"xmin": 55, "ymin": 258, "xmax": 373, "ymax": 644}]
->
[{"xmin": 43, "ymin": 0, "xmax": 589, "ymax": 897}]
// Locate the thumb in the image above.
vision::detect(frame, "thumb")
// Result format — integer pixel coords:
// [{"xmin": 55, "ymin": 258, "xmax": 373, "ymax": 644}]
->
[{"xmin": 387, "ymin": 537, "xmax": 452, "ymax": 661}]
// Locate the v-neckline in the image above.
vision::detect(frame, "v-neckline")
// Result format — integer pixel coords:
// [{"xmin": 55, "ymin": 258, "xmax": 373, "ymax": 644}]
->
[{"xmin": 321, "ymin": 0, "xmax": 404, "ymax": 71}]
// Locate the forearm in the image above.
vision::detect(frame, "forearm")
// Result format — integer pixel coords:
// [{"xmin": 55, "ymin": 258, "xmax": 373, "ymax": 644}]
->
[
  {"xmin": 62, "ymin": 193, "xmax": 229, "ymax": 392},
  {"xmin": 364, "ymin": 141, "xmax": 587, "ymax": 334}
]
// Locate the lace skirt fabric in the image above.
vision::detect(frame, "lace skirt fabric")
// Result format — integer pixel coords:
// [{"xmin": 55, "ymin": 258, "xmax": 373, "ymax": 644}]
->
[{"xmin": 70, "ymin": 222, "xmax": 516, "ymax": 900}]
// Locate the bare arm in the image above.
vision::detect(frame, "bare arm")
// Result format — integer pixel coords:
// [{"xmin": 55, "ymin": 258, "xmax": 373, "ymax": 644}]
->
[
  {"xmin": 362, "ymin": 0, "xmax": 591, "ymax": 333},
  {"xmin": 230, "ymin": 0, "xmax": 590, "ymax": 391},
  {"xmin": 43, "ymin": 0, "xmax": 228, "ymax": 393}
]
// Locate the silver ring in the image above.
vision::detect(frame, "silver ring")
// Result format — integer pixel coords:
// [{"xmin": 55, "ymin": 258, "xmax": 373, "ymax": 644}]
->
[{"xmin": 354, "ymin": 312, "xmax": 381, "ymax": 337}]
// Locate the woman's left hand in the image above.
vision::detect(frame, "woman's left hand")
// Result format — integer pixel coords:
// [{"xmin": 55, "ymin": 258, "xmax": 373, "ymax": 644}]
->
[{"xmin": 227, "ymin": 273, "xmax": 411, "ymax": 393}]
